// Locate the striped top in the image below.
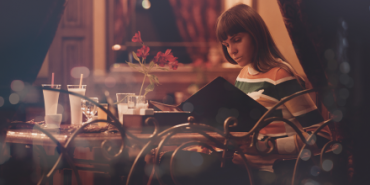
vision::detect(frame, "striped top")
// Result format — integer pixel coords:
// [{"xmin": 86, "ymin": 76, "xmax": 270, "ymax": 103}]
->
[{"xmin": 235, "ymin": 62, "xmax": 331, "ymax": 142}]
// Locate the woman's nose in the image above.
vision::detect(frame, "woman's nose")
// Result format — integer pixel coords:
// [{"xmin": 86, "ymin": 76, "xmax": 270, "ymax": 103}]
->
[{"xmin": 229, "ymin": 45, "xmax": 238, "ymax": 55}]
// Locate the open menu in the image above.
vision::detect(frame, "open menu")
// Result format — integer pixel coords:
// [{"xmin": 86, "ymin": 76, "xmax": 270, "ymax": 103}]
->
[{"xmin": 150, "ymin": 77, "xmax": 267, "ymax": 131}]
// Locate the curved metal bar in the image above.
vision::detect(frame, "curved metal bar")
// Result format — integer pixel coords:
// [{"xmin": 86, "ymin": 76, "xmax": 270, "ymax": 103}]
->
[
  {"xmin": 231, "ymin": 89, "xmax": 316, "ymax": 139},
  {"xmin": 251, "ymin": 117, "xmax": 308, "ymax": 155},
  {"xmin": 144, "ymin": 117, "xmax": 160, "ymax": 138},
  {"xmin": 33, "ymin": 145, "xmax": 49, "ymax": 185},
  {"xmin": 149, "ymin": 131, "xmax": 178, "ymax": 185},
  {"xmin": 291, "ymin": 119, "xmax": 332, "ymax": 185},
  {"xmin": 234, "ymin": 149, "xmax": 255, "ymax": 185},
  {"xmin": 169, "ymin": 141, "xmax": 219, "ymax": 185},
  {"xmin": 127, "ymin": 122, "xmax": 227, "ymax": 185},
  {"xmin": 4, "ymin": 122, "xmax": 82, "ymax": 185},
  {"xmin": 320, "ymin": 140, "xmax": 337, "ymax": 168},
  {"xmin": 47, "ymin": 119, "xmax": 126, "ymax": 177}
]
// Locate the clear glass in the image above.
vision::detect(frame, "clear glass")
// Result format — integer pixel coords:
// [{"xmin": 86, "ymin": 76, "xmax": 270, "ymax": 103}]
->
[
  {"xmin": 42, "ymin": 84, "xmax": 61, "ymax": 115},
  {"xmin": 116, "ymin": 93, "xmax": 135, "ymax": 124},
  {"xmin": 81, "ymin": 97, "xmax": 98, "ymax": 124},
  {"xmin": 67, "ymin": 85, "xmax": 87, "ymax": 127},
  {"xmin": 131, "ymin": 95, "xmax": 148, "ymax": 109}
]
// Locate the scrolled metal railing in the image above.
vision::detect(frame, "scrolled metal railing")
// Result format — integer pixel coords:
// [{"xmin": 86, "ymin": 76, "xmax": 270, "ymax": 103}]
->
[
  {"xmin": 124, "ymin": 88, "xmax": 342, "ymax": 185},
  {"xmin": 0, "ymin": 88, "xmax": 343, "ymax": 185}
]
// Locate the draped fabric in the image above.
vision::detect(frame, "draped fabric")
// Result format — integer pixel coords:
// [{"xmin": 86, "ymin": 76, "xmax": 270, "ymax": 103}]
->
[
  {"xmin": 277, "ymin": 0, "xmax": 370, "ymax": 183},
  {"xmin": 168, "ymin": 0, "xmax": 221, "ymax": 61},
  {"xmin": 114, "ymin": 0, "xmax": 134, "ymax": 45},
  {"xmin": 0, "ymin": 0, "xmax": 67, "ymax": 123}
]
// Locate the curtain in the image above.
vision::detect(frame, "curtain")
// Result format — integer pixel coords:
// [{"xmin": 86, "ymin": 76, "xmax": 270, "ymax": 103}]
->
[
  {"xmin": 277, "ymin": 0, "xmax": 370, "ymax": 183},
  {"xmin": 168, "ymin": 0, "xmax": 221, "ymax": 61},
  {"xmin": 114, "ymin": 0, "xmax": 134, "ymax": 45},
  {"xmin": 0, "ymin": 0, "xmax": 67, "ymax": 123}
]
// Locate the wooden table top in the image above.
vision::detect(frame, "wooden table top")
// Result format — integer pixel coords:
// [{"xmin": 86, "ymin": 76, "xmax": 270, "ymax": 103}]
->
[{"xmin": 4, "ymin": 128, "xmax": 249, "ymax": 148}]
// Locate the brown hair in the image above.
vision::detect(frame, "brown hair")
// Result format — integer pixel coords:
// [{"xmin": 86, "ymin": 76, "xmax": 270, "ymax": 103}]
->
[{"xmin": 216, "ymin": 4, "xmax": 304, "ymax": 85}]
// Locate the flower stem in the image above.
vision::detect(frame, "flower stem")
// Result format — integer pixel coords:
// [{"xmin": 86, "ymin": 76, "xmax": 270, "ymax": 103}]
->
[{"xmin": 139, "ymin": 73, "xmax": 146, "ymax": 96}]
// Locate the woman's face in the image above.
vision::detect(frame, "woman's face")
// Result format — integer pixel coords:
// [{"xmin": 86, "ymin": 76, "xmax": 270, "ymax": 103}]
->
[{"xmin": 222, "ymin": 32, "xmax": 254, "ymax": 67}]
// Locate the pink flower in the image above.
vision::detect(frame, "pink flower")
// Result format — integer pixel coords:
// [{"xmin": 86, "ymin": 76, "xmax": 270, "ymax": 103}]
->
[
  {"xmin": 153, "ymin": 51, "xmax": 167, "ymax": 67},
  {"xmin": 169, "ymin": 60, "xmax": 179, "ymax": 70},
  {"xmin": 153, "ymin": 49, "xmax": 178, "ymax": 69},
  {"xmin": 136, "ymin": 45, "xmax": 150, "ymax": 59},
  {"xmin": 131, "ymin": 31, "xmax": 143, "ymax": 43}
]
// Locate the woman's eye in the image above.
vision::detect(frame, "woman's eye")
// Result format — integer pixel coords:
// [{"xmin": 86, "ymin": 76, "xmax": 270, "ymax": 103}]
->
[{"xmin": 233, "ymin": 38, "xmax": 241, "ymax": 42}]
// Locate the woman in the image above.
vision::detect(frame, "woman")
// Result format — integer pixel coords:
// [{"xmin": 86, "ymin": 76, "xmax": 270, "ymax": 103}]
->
[{"xmin": 216, "ymin": 3, "xmax": 331, "ymax": 184}]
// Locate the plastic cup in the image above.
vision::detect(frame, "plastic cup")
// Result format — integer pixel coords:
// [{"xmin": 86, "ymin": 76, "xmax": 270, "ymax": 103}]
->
[
  {"xmin": 42, "ymin": 84, "xmax": 61, "ymax": 115},
  {"xmin": 116, "ymin": 93, "xmax": 134, "ymax": 124},
  {"xmin": 67, "ymin": 85, "xmax": 86, "ymax": 126},
  {"xmin": 44, "ymin": 114, "xmax": 62, "ymax": 128}
]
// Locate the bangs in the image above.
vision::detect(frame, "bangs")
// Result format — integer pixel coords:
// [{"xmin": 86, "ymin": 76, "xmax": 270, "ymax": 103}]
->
[{"xmin": 216, "ymin": 13, "xmax": 245, "ymax": 41}]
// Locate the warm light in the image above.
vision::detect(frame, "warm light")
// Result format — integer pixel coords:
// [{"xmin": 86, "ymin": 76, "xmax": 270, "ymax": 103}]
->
[
  {"xmin": 190, "ymin": 152, "xmax": 204, "ymax": 166},
  {"xmin": 11, "ymin": 80, "xmax": 25, "ymax": 92},
  {"xmin": 300, "ymin": 149, "xmax": 311, "ymax": 161},
  {"xmin": 142, "ymin": 0, "xmax": 151, "ymax": 9},
  {"xmin": 9, "ymin": 93, "xmax": 20, "ymax": 104},
  {"xmin": 322, "ymin": 159, "xmax": 333, "ymax": 171},
  {"xmin": 70, "ymin": 66, "xmax": 90, "ymax": 79},
  {"xmin": 112, "ymin": 44, "xmax": 121, "ymax": 51}
]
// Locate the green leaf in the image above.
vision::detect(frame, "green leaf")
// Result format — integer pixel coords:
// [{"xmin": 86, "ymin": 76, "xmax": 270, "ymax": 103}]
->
[
  {"xmin": 144, "ymin": 83, "xmax": 155, "ymax": 94},
  {"xmin": 126, "ymin": 61, "xmax": 138, "ymax": 69},
  {"xmin": 151, "ymin": 74, "xmax": 160, "ymax": 85},
  {"xmin": 127, "ymin": 62, "xmax": 145, "ymax": 73},
  {"xmin": 132, "ymin": 51, "xmax": 140, "ymax": 62},
  {"xmin": 149, "ymin": 61, "xmax": 155, "ymax": 69}
]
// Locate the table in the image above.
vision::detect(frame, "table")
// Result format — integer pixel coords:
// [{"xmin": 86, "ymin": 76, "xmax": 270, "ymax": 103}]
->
[{"xmin": 2, "ymin": 127, "xmax": 251, "ymax": 185}]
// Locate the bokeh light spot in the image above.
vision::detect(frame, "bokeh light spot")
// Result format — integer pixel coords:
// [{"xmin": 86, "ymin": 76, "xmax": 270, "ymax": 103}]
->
[
  {"xmin": 327, "ymin": 59, "xmax": 338, "ymax": 71},
  {"xmin": 323, "ymin": 94, "xmax": 334, "ymax": 107},
  {"xmin": 322, "ymin": 159, "xmax": 333, "ymax": 171},
  {"xmin": 339, "ymin": 62, "xmax": 350, "ymax": 74},
  {"xmin": 342, "ymin": 20, "xmax": 348, "ymax": 30},
  {"xmin": 342, "ymin": 38, "xmax": 348, "ymax": 47},
  {"xmin": 328, "ymin": 74, "xmax": 339, "ymax": 86},
  {"xmin": 142, "ymin": 0, "xmax": 151, "ymax": 9},
  {"xmin": 307, "ymin": 134, "xmax": 316, "ymax": 145},
  {"xmin": 332, "ymin": 110, "xmax": 343, "ymax": 122},
  {"xmin": 182, "ymin": 102, "xmax": 194, "ymax": 112},
  {"xmin": 339, "ymin": 74, "xmax": 350, "ymax": 85},
  {"xmin": 0, "ymin": 96, "xmax": 4, "ymax": 107},
  {"xmin": 70, "ymin": 66, "xmax": 90, "ymax": 79},
  {"xmin": 190, "ymin": 152, "xmax": 203, "ymax": 167},
  {"xmin": 300, "ymin": 149, "xmax": 312, "ymax": 161},
  {"xmin": 332, "ymin": 143, "xmax": 343, "ymax": 154},
  {"xmin": 310, "ymin": 166, "xmax": 321, "ymax": 176},
  {"xmin": 11, "ymin": 80, "xmax": 25, "ymax": 92},
  {"xmin": 112, "ymin": 44, "xmax": 121, "ymax": 51},
  {"xmin": 338, "ymin": 88, "xmax": 350, "ymax": 99},
  {"xmin": 324, "ymin": 49, "xmax": 335, "ymax": 61},
  {"xmin": 9, "ymin": 93, "xmax": 20, "ymax": 104}
]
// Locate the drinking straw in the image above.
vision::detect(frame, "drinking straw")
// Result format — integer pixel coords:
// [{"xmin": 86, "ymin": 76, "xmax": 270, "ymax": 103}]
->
[
  {"xmin": 79, "ymin": 74, "xmax": 83, "ymax": 89},
  {"xmin": 51, "ymin": 72, "xmax": 54, "ymax": 88}
]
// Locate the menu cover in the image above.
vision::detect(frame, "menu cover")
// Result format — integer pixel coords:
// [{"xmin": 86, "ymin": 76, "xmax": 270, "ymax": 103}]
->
[{"xmin": 150, "ymin": 76, "xmax": 267, "ymax": 131}]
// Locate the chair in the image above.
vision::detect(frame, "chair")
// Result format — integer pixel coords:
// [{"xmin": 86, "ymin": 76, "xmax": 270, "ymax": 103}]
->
[{"xmin": 125, "ymin": 89, "xmax": 347, "ymax": 185}]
